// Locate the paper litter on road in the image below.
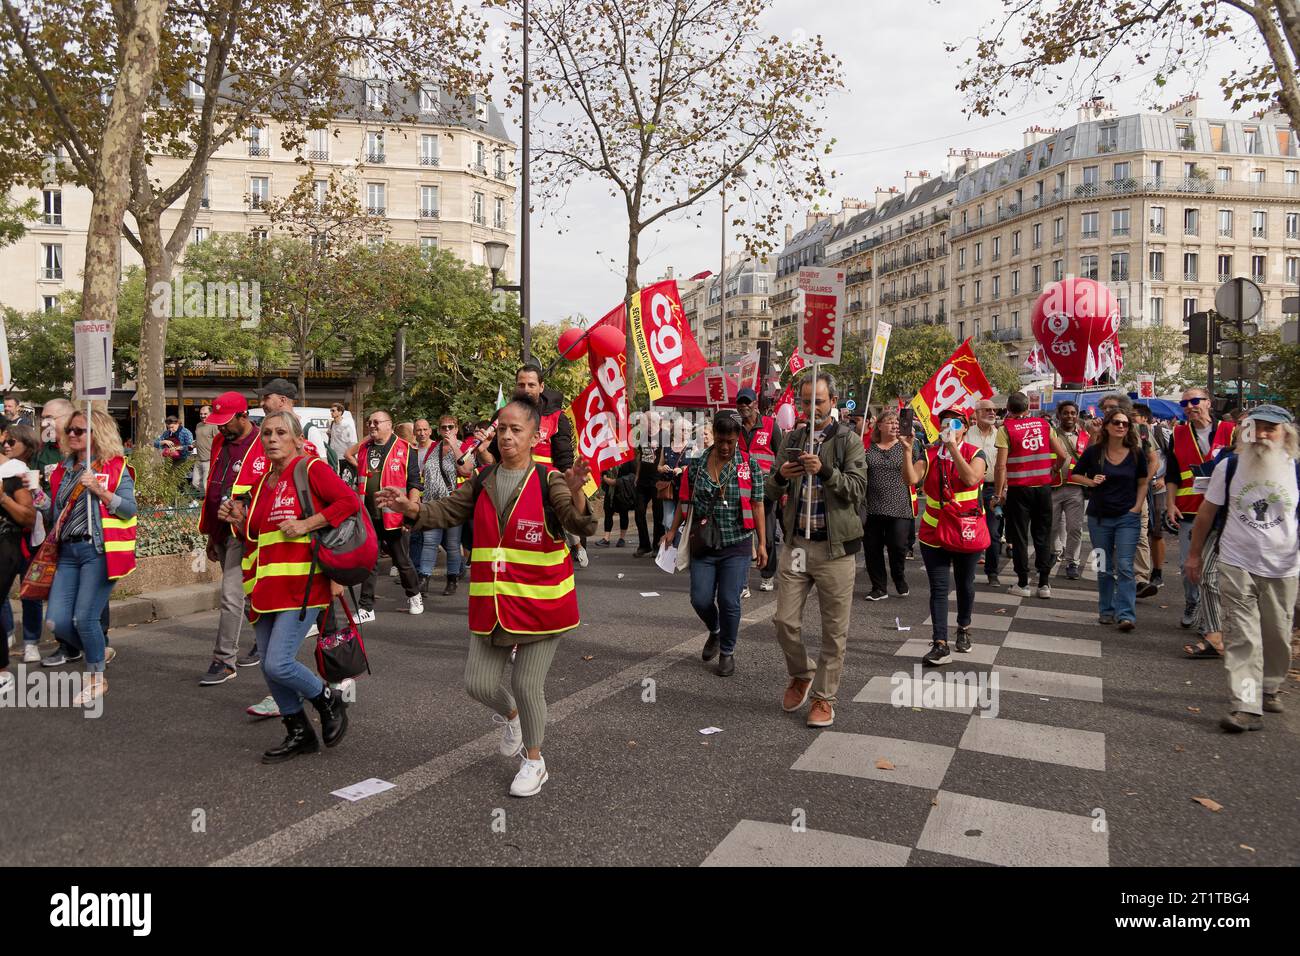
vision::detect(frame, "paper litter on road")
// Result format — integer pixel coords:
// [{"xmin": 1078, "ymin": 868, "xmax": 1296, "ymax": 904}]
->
[
  {"xmin": 617, "ymin": 573, "xmax": 625, "ymax": 579},
  {"xmin": 654, "ymin": 545, "xmax": 678, "ymax": 574},
  {"xmin": 640, "ymin": 591, "xmax": 661, "ymax": 597},
  {"xmin": 331, "ymin": 778, "xmax": 396, "ymax": 802},
  {"xmin": 895, "ymin": 617, "xmax": 910, "ymax": 631},
  {"xmin": 698, "ymin": 727, "xmax": 723, "ymax": 735}
]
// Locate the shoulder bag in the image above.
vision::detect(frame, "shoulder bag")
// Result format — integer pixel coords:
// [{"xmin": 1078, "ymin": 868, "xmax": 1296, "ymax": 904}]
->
[{"xmin": 21, "ymin": 480, "xmax": 87, "ymax": 601}]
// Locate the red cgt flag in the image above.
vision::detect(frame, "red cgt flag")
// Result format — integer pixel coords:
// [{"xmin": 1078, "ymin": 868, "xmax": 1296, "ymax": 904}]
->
[{"xmin": 907, "ymin": 339, "xmax": 994, "ymax": 443}]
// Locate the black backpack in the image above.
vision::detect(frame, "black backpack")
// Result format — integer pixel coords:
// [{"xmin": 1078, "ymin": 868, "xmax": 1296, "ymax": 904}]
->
[
  {"xmin": 470, "ymin": 463, "xmax": 561, "ymax": 540},
  {"xmin": 292, "ymin": 457, "xmax": 379, "ymax": 587}
]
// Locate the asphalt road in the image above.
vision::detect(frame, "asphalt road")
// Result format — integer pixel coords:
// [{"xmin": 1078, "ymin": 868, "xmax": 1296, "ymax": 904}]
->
[{"xmin": 2, "ymin": 531, "xmax": 1297, "ymax": 867}]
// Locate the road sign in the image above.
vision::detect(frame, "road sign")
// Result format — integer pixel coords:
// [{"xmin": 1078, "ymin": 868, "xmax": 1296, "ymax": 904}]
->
[
  {"xmin": 1283, "ymin": 296, "xmax": 1300, "ymax": 314},
  {"xmin": 1214, "ymin": 278, "xmax": 1263, "ymax": 323},
  {"xmin": 1219, "ymin": 357, "xmax": 1256, "ymax": 381},
  {"xmin": 845, "ymin": 399, "xmax": 856, "ymax": 411},
  {"xmin": 1284, "ymin": 320, "xmax": 1300, "ymax": 346}
]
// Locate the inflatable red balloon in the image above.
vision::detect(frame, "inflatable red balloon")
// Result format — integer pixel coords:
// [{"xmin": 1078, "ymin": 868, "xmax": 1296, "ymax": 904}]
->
[
  {"xmin": 589, "ymin": 325, "xmax": 625, "ymax": 359},
  {"xmin": 557, "ymin": 326, "xmax": 588, "ymax": 361},
  {"xmin": 1030, "ymin": 278, "xmax": 1122, "ymax": 386}
]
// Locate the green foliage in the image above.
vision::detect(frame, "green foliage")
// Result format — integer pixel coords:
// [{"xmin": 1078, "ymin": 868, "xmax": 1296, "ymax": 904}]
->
[
  {"xmin": 972, "ymin": 342, "xmax": 1023, "ymax": 397},
  {"xmin": 0, "ymin": 195, "xmax": 37, "ymax": 249},
  {"xmin": 873, "ymin": 324, "xmax": 957, "ymax": 406},
  {"xmin": 3, "ymin": 305, "xmax": 74, "ymax": 399},
  {"xmin": 1119, "ymin": 326, "xmax": 1207, "ymax": 395},
  {"xmin": 127, "ymin": 450, "xmax": 198, "ymax": 507},
  {"xmin": 135, "ymin": 510, "xmax": 205, "ymax": 557}
]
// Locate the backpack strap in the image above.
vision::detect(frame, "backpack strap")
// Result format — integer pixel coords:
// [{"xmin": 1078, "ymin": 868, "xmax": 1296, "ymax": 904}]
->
[
  {"xmin": 533, "ymin": 463, "xmax": 561, "ymax": 540},
  {"xmin": 1210, "ymin": 454, "xmax": 1238, "ymax": 535}
]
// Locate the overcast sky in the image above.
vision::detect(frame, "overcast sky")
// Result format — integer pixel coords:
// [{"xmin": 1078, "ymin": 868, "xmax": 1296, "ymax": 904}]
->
[{"xmin": 483, "ymin": 0, "xmax": 1256, "ymax": 327}]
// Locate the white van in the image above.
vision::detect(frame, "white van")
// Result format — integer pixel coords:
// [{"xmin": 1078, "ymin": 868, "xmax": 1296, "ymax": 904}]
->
[{"xmin": 247, "ymin": 406, "xmax": 337, "ymax": 460}]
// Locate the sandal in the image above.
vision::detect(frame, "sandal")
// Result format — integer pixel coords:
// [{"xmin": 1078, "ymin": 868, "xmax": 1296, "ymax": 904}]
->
[{"xmin": 1183, "ymin": 640, "xmax": 1222, "ymax": 659}]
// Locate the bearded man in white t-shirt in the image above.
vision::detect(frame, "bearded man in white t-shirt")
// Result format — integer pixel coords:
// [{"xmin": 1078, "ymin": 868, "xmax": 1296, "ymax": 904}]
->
[{"xmin": 1186, "ymin": 404, "xmax": 1300, "ymax": 733}]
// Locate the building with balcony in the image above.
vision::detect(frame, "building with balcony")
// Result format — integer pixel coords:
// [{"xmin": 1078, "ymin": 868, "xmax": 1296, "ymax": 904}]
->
[
  {"xmin": 2, "ymin": 72, "xmax": 518, "ymax": 416},
  {"xmin": 772, "ymin": 202, "xmax": 868, "ymax": 336},
  {"xmin": 683, "ymin": 253, "xmax": 774, "ymax": 365},
  {"xmin": 949, "ymin": 97, "xmax": 1300, "ymax": 363}
]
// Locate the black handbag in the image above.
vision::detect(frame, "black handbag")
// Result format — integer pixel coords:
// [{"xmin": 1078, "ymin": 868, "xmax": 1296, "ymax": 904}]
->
[
  {"xmin": 686, "ymin": 460, "xmax": 724, "ymax": 558},
  {"xmin": 313, "ymin": 594, "xmax": 371, "ymax": 683}
]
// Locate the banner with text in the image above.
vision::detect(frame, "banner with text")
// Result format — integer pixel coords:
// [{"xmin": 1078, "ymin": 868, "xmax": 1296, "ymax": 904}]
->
[
  {"xmin": 629, "ymin": 279, "xmax": 707, "ymax": 402},
  {"xmin": 74, "ymin": 318, "xmax": 113, "ymax": 401},
  {"xmin": 565, "ymin": 378, "xmax": 634, "ymax": 497},
  {"xmin": 796, "ymin": 267, "xmax": 846, "ymax": 365},
  {"xmin": 734, "ymin": 348, "xmax": 761, "ymax": 394},
  {"xmin": 870, "ymin": 321, "xmax": 892, "ymax": 376},
  {"xmin": 908, "ymin": 339, "xmax": 993, "ymax": 443}
]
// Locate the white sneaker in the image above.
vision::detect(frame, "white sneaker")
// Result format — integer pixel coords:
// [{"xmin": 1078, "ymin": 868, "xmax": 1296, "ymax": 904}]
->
[
  {"xmin": 759, "ymin": 579, "xmax": 774, "ymax": 592},
  {"xmin": 493, "ymin": 712, "xmax": 524, "ymax": 756},
  {"xmin": 389, "ymin": 566, "xmax": 399, "ymax": 578},
  {"xmin": 22, "ymin": 644, "xmax": 41, "ymax": 664},
  {"xmin": 355, "ymin": 608, "xmax": 377, "ymax": 624},
  {"xmin": 246, "ymin": 695, "xmax": 280, "ymax": 718},
  {"xmin": 72, "ymin": 674, "xmax": 107, "ymax": 706},
  {"xmin": 1036, "ymin": 585, "xmax": 1052, "ymax": 599},
  {"xmin": 0, "ymin": 670, "xmax": 13, "ymax": 693},
  {"xmin": 509, "ymin": 755, "xmax": 548, "ymax": 797},
  {"xmin": 104, "ymin": 647, "xmax": 116, "ymax": 666},
  {"xmin": 1008, "ymin": 583, "xmax": 1032, "ymax": 597},
  {"xmin": 408, "ymin": 594, "xmax": 424, "ymax": 615},
  {"xmin": 576, "ymin": 547, "xmax": 589, "ymax": 569},
  {"xmin": 740, "ymin": 587, "xmax": 751, "ymax": 599}
]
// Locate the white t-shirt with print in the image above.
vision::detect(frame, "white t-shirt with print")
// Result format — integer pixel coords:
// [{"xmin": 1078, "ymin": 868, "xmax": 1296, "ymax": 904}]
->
[{"xmin": 1206, "ymin": 456, "xmax": 1300, "ymax": 578}]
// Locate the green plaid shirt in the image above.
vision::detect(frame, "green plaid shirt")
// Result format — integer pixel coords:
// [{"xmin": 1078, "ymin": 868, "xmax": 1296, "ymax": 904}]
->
[{"xmin": 685, "ymin": 451, "xmax": 764, "ymax": 547}]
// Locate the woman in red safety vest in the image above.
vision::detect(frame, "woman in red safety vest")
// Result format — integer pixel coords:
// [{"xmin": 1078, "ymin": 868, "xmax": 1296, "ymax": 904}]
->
[
  {"xmin": 42, "ymin": 409, "xmax": 137, "ymax": 705},
  {"xmin": 911, "ymin": 410, "xmax": 991, "ymax": 668},
  {"xmin": 220, "ymin": 411, "xmax": 361, "ymax": 764},
  {"xmin": 376, "ymin": 397, "xmax": 597, "ymax": 799}
]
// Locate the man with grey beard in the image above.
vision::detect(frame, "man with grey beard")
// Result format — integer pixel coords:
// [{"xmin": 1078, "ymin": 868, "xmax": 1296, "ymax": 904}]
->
[{"xmin": 1186, "ymin": 405, "xmax": 1300, "ymax": 733}]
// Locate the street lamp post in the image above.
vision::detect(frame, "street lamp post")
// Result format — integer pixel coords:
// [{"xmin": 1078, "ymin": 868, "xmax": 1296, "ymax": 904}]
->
[
  {"xmin": 520, "ymin": 0, "xmax": 531, "ymax": 362},
  {"xmin": 484, "ymin": 240, "xmax": 524, "ymax": 351}
]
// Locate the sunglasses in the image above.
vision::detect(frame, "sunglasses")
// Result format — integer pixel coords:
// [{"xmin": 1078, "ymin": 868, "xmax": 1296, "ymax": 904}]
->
[
  {"xmin": 439, "ymin": 424, "xmax": 457, "ymax": 431},
  {"xmin": 1110, "ymin": 420, "xmax": 1131, "ymax": 428},
  {"xmin": 1179, "ymin": 397, "xmax": 1206, "ymax": 407},
  {"xmin": 65, "ymin": 426, "xmax": 87, "ymax": 437},
  {"xmin": 2, "ymin": 438, "xmax": 17, "ymax": 448},
  {"xmin": 366, "ymin": 419, "xmax": 389, "ymax": 427}
]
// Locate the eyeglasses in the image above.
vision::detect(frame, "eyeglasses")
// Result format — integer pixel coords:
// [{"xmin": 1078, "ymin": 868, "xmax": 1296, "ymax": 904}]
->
[
  {"xmin": 1179, "ymin": 397, "xmax": 1206, "ymax": 407},
  {"xmin": 439, "ymin": 425, "xmax": 457, "ymax": 431},
  {"xmin": 2, "ymin": 439, "xmax": 16, "ymax": 448},
  {"xmin": 366, "ymin": 419, "xmax": 389, "ymax": 427},
  {"xmin": 1110, "ymin": 420, "xmax": 1131, "ymax": 428},
  {"xmin": 65, "ymin": 426, "xmax": 87, "ymax": 437}
]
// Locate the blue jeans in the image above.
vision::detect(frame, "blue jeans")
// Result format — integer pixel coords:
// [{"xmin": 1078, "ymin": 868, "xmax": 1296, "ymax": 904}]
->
[
  {"xmin": 254, "ymin": 611, "xmax": 324, "ymax": 716},
  {"xmin": 688, "ymin": 543, "xmax": 750, "ymax": 655},
  {"xmin": 981, "ymin": 484, "xmax": 1003, "ymax": 576},
  {"xmin": 921, "ymin": 544, "xmax": 979, "ymax": 643},
  {"xmin": 1088, "ymin": 511, "xmax": 1141, "ymax": 623},
  {"xmin": 47, "ymin": 540, "xmax": 116, "ymax": 672},
  {"xmin": 414, "ymin": 524, "xmax": 463, "ymax": 577}
]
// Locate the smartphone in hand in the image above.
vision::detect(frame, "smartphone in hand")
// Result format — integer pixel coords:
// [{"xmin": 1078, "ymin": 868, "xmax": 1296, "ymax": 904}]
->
[{"xmin": 899, "ymin": 407, "xmax": 915, "ymax": 432}]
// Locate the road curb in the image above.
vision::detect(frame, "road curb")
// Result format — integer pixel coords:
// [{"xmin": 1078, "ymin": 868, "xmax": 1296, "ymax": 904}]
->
[{"xmin": 9, "ymin": 582, "xmax": 221, "ymax": 629}]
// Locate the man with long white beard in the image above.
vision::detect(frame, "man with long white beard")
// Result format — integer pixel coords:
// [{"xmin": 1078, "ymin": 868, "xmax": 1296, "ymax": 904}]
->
[{"xmin": 1186, "ymin": 405, "xmax": 1300, "ymax": 733}]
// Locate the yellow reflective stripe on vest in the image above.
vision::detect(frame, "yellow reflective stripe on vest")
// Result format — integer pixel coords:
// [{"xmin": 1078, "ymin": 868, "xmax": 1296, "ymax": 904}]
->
[
  {"xmin": 952, "ymin": 489, "xmax": 980, "ymax": 503},
  {"xmin": 256, "ymin": 530, "xmax": 304, "ymax": 548},
  {"xmin": 921, "ymin": 509, "xmax": 940, "ymax": 527},
  {"xmin": 256, "ymin": 561, "xmax": 315, "ymax": 577},
  {"xmin": 469, "ymin": 577, "xmax": 575, "ymax": 600},
  {"xmin": 470, "ymin": 546, "xmax": 567, "ymax": 567},
  {"xmin": 101, "ymin": 516, "xmax": 137, "ymax": 529},
  {"xmin": 1176, "ymin": 486, "xmax": 1199, "ymax": 496},
  {"xmin": 102, "ymin": 540, "xmax": 134, "ymax": 552},
  {"xmin": 1007, "ymin": 453, "xmax": 1054, "ymax": 464}
]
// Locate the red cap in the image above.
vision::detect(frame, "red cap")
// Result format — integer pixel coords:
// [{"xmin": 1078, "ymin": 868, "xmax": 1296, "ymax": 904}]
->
[{"xmin": 206, "ymin": 391, "xmax": 249, "ymax": 426}]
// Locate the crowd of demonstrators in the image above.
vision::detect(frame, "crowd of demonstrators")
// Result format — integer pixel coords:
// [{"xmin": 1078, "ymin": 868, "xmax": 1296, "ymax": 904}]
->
[
  {"xmin": 663, "ymin": 411, "xmax": 766, "ymax": 677},
  {"xmin": 192, "ymin": 404, "xmax": 217, "ymax": 491},
  {"xmin": 1132, "ymin": 403, "xmax": 1170, "ymax": 598},
  {"xmin": 197, "ymin": 392, "xmax": 264, "ymax": 686},
  {"xmin": 3, "ymin": 395, "xmax": 34, "ymax": 427},
  {"xmin": 0, "ymin": 423, "xmax": 40, "ymax": 689},
  {"xmin": 154, "ymin": 415, "xmax": 194, "ymax": 463},
  {"xmin": 632, "ymin": 424, "xmax": 668, "ymax": 560},
  {"xmin": 768, "ymin": 373, "xmax": 867, "ymax": 729},
  {"xmin": 412, "ymin": 414, "xmax": 468, "ymax": 596},
  {"xmin": 40, "ymin": 409, "xmax": 138, "ymax": 704},
  {"xmin": 660, "ymin": 425, "xmax": 695, "ymax": 547},
  {"xmin": 1070, "ymin": 408, "xmax": 1149, "ymax": 631},
  {"xmin": 735, "ymin": 388, "xmax": 781, "ymax": 593},
  {"xmin": 993, "ymin": 392, "xmax": 1077, "ymax": 599},
  {"xmin": 1186, "ymin": 405, "xmax": 1298, "ymax": 732},
  {"xmin": 377, "ymin": 398, "xmax": 597, "ymax": 797},
  {"xmin": 220, "ymin": 411, "xmax": 357, "ymax": 762},
  {"xmin": 1165, "ymin": 386, "xmax": 1237, "ymax": 633},
  {"xmin": 914, "ymin": 411, "xmax": 989, "ymax": 666},
  {"xmin": 355, "ymin": 409, "xmax": 423, "ymax": 621},
  {"xmin": 967, "ymin": 400, "xmax": 1002, "ymax": 586},
  {"xmin": 1049, "ymin": 401, "xmax": 1088, "ymax": 581},
  {"xmin": 861, "ymin": 409, "xmax": 925, "ymax": 602},
  {"xmin": 599, "ymin": 460, "xmax": 635, "ymax": 547}
]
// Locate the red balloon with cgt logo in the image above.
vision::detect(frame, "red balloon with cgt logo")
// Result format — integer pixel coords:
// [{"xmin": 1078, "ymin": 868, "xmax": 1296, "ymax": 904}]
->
[{"xmin": 1030, "ymin": 278, "xmax": 1121, "ymax": 387}]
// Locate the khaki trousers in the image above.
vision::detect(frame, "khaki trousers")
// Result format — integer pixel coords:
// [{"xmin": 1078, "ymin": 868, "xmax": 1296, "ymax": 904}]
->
[
  {"xmin": 1133, "ymin": 497, "xmax": 1152, "ymax": 584},
  {"xmin": 773, "ymin": 536, "xmax": 856, "ymax": 702},
  {"xmin": 1218, "ymin": 562, "xmax": 1298, "ymax": 715}
]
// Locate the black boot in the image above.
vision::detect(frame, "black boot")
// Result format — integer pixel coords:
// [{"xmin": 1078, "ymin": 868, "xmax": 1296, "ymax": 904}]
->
[
  {"xmin": 443, "ymin": 575, "xmax": 458, "ymax": 596},
  {"xmin": 310, "ymin": 684, "xmax": 349, "ymax": 748},
  {"xmin": 262, "ymin": 711, "xmax": 320, "ymax": 764}
]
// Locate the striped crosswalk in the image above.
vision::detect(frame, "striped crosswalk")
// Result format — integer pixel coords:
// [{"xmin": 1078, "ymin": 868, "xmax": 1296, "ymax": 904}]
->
[{"xmin": 704, "ymin": 574, "xmax": 1114, "ymax": 867}]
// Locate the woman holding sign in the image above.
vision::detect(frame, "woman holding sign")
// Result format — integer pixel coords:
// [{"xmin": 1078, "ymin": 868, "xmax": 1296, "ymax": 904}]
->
[
  {"xmin": 911, "ymin": 411, "xmax": 990, "ymax": 667},
  {"xmin": 40, "ymin": 410, "xmax": 137, "ymax": 704}
]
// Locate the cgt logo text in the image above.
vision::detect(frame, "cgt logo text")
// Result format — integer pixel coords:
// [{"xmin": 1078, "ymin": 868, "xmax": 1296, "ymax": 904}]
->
[{"xmin": 50, "ymin": 886, "xmax": 151, "ymax": 936}]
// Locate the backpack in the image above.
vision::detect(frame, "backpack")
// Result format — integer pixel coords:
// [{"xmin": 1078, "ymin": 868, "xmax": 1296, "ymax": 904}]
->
[
  {"xmin": 1210, "ymin": 453, "xmax": 1300, "ymax": 535},
  {"xmin": 471, "ymin": 463, "xmax": 560, "ymax": 540},
  {"xmin": 292, "ymin": 457, "xmax": 379, "ymax": 587}
]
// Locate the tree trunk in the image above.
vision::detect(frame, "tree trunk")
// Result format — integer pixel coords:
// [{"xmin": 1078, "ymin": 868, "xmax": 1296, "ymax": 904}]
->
[
  {"xmin": 298, "ymin": 356, "xmax": 308, "ymax": 408},
  {"xmin": 176, "ymin": 361, "xmax": 185, "ymax": 417},
  {"xmin": 78, "ymin": 0, "xmax": 167, "ymax": 416},
  {"xmin": 136, "ymin": 210, "xmax": 173, "ymax": 448},
  {"xmin": 624, "ymin": 226, "xmax": 641, "ymax": 404}
]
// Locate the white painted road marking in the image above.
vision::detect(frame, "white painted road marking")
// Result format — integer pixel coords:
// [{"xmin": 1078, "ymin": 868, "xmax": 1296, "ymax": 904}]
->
[{"xmin": 702, "ymin": 820, "xmax": 911, "ymax": 867}]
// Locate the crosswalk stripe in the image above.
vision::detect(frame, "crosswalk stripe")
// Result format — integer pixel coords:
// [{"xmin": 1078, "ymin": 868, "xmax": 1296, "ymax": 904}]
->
[
  {"xmin": 791, "ymin": 731, "xmax": 955, "ymax": 790},
  {"xmin": 992, "ymin": 665, "xmax": 1104, "ymax": 702},
  {"xmin": 1014, "ymin": 604, "xmax": 1103, "ymax": 625},
  {"xmin": 1003, "ymin": 631, "xmax": 1103, "ymax": 658},
  {"xmin": 921, "ymin": 611, "xmax": 1014, "ymax": 632},
  {"xmin": 701, "ymin": 820, "xmax": 911, "ymax": 867},
  {"xmin": 917, "ymin": 790, "xmax": 1109, "ymax": 866},
  {"xmin": 852, "ymin": 676, "xmax": 976, "ymax": 714},
  {"xmin": 893, "ymin": 638, "xmax": 999, "ymax": 666},
  {"xmin": 958, "ymin": 715, "xmax": 1107, "ymax": 771}
]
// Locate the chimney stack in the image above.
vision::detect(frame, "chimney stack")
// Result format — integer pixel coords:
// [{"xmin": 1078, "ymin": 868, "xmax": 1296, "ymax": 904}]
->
[
  {"xmin": 873, "ymin": 186, "xmax": 900, "ymax": 210},
  {"xmin": 1077, "ymin": 95, "xmax": 1118, "ymax": 123},
  {"xmin": 903, "ymin": 170, "xmax": 928, "ymax": 196},
  {"xmin": 785, "ymin": 223, "xmax": 793, "ymax": 245}
]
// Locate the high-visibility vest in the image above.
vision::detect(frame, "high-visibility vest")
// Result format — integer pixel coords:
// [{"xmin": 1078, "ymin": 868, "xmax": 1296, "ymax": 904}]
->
[
  {"xmin": 1171, "ymin": 421, "xmax": 1236, "ymax": 515},
  {"xmin": 50, "ymin": 456, "xmax": 137, "ymax": 580},
  {"xmin": 1051, "ymin": 429, "xmax": 1090, "ymax": 488},
  {"xmin": 1004, "ymin": 417, "xmax": 1055, "ymax": 487},
  {"xmin": 919, "ymin": 443, "xmax": 990, "ymax": 553},
  {"xmin": 740, "ymin": 416, "xmax": 777, "ymax": 473},
  {"xmin": 533, "ymin": 410, "xmax": 563, "ymax": 467},
  {"xmin": 242, "ymin": 454, "xmax": 333, "ymax": 616},
  {"xmin": 198, "ymin": 430, "xmax": 266, "ymax": 535},
  {"xmin": 909, "ymin": 485, "xmax": 919, "ymax": 517},
  {"xmin": 468, "ymin": 467, "xmax": 580, "ymax": 637},
  {"xmin": 355, "ymin": 436, "xmax": 411, "ymax": 530}
]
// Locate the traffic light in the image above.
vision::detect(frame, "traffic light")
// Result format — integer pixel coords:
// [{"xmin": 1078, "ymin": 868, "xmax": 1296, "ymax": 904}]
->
[{"xmin": 1184, "ymin": 311, "xmax": 1209, "ymax": 354}]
